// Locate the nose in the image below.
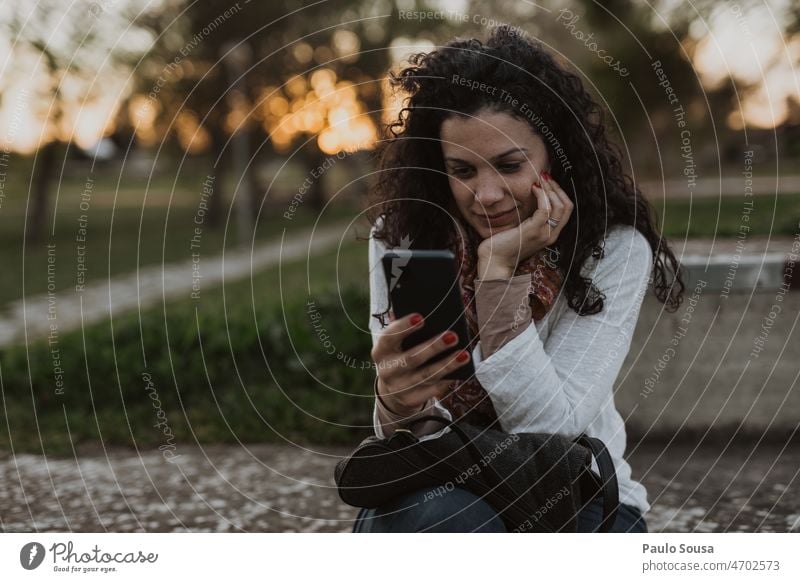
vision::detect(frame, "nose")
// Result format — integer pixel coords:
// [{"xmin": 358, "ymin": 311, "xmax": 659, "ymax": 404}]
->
[{"xmin": 472, "ymin": 172, "xmax": 507, "ymax": 208}]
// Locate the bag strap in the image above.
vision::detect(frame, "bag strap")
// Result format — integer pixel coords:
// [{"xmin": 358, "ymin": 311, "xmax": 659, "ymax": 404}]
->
[
  {"xmin": 400, "ymin": 415, "xmax": 555, "ymax": 532},
  {"xmin": 401, "ymin": 416, "xmax": 521, "ymax": 501},
  {"xmin": 573, "ymin": 434, "xmax": 619, "ymax": 533}
]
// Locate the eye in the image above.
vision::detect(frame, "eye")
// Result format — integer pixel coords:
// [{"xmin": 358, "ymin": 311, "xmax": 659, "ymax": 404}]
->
[
  {"xmin": 498, "ymin": 162, "xmax": 522, "ymax": 173},
  {"xmin": 448, "ymin": 166, "xmax": 474, "ymax": 178}
]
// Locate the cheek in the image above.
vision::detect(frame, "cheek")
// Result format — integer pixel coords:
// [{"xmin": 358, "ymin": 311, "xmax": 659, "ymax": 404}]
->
[
  {"xmin": 448, "ymin": 178, "xmax": 472, "ymax": 206},
  {"xmin": 510, "ymin": 175, "xmax": 536, "ymax": 206}
]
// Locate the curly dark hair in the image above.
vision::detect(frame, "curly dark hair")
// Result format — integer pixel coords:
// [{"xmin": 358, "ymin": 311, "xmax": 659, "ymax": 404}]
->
[{"xmin": 366, "ymin": 25, "xmax": 685, "ymax": 316}]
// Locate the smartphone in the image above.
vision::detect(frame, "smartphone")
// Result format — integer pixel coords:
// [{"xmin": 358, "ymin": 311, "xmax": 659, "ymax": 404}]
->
[{"xmin": 381, "ymin": 249, "xmax": 475, "ymax": 381}]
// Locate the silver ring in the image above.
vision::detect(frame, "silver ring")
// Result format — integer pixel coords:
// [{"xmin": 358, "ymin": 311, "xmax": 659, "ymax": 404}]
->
[{"xmin": 547, "ymin": 218, "xmax": 560, "ymax": 227}]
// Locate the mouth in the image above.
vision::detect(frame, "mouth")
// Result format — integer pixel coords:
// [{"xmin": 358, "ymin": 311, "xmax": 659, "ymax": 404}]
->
[{"xmin": 477, "ymin": 207, "xmax": 517, "ymax": 226}]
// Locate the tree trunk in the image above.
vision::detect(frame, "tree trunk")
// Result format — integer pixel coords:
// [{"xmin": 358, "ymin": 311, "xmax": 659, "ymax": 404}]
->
[
  {"xmin": 206, "ymin": 125, "xmax": 226, "ymax": 229},
  {"xmin": 26, "ymin": 141, "xmax": 56, "ymax": 244},
  {"xmin": 303, "ymin": 144, "xmax": 326, "ymax": 213}
]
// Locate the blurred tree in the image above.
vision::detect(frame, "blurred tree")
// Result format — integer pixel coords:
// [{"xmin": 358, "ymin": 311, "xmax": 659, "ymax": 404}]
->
[
  {"xmin": 2, "ymin": 2, "xmax": 107, "ymax": 243},
  {"xmin": 130, "ymin": 0, "xmax": 437, "ymax": 228}
]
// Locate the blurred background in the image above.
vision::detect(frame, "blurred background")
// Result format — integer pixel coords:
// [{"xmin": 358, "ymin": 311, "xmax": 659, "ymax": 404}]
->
[{"xmin": 0, "ymin": 0, "xmax": 798, "ymax": 532}]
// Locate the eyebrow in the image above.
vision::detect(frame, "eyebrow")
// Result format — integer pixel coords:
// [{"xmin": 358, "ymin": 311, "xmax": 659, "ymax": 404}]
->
[{"xmin": 444, "ymin": 147, "xmax": 529, "ymax": 164}]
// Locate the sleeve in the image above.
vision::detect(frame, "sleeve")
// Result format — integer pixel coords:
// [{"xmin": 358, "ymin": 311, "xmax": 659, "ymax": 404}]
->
[
  {"xmin": 470, "ymin": 227, "xmax": 654, "ymax": 438},
  {"xmin": 474, "ymin": 274, "xmax": 533, "ymax": 358},
  {"xmin": 368, "ymin": 221, "xmax": 453, "ymax": 441}
]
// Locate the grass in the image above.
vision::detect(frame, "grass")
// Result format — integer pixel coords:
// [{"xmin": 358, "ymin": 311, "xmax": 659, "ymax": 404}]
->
[
  {"xmin": 3, "ymin": 151, "xmax": 798, "ymax": 308},
  {"xmin": 6, "ymin": 191, "xmax": 798, "ymax": 309},
  {"xmin": 3, "ymin": 151, "xmax": 799, "ymax": 455},
  {"xmin": 3, "ymin": 190, "xmax": 800, "ymax": 455},
  {"xmin": 0, "ymin": 231, "xmax": 375, "ymax": 455},
  {"xmin": 657, "ymin": 194, "xmax": 800, "ymax": 238},
  {"xmin": 0, "ymin": 159, "xmax": 360, "ymax": 307}
]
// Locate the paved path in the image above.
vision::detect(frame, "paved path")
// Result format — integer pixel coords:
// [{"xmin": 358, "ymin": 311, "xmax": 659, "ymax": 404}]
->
[
  {"xmin": 0, "ymin": 441, "xmax": 796, "ymax": 533},
  {"xmin": 0, "ymin": 223, "xmax": 349, "ymax": 348},
  {"xmin": 4, "ymin": 230, "xmax": 795, "ymax": 348},
  {"xmin": 2, "ymin": 224, "xmax": 795, "ymax": 350}
]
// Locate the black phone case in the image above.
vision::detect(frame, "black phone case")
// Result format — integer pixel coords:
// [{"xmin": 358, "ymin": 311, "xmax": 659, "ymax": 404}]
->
[{"xmin": 381, "ymin": 249, "xmax": 476, "ymax": 381}]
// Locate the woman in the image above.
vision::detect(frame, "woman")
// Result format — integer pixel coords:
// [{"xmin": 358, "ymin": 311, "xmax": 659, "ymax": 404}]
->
[{"xmin": 354, "ymin": 25, "xmax": 684, "ymax": 533}]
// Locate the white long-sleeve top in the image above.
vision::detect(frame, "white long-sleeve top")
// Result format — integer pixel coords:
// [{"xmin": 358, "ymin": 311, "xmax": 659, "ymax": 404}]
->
[{"xmin": 368, "ymin": 221, "xmax": 653, "ymax": 515}]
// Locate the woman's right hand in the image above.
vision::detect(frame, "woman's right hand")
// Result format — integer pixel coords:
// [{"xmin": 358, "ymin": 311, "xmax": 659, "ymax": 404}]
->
[{"xmin": 371, "ymin": 313, "xmax": 471, "ymax": 416}]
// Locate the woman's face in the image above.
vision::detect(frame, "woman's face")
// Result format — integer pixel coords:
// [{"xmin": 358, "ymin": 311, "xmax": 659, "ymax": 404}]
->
[{"xmin": 440, "ymin": 108, "xmax": 550, "ymax": 240}]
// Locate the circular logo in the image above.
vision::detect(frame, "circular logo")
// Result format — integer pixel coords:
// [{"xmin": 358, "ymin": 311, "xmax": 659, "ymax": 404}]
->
[{"xmin": 20, "ymin": 542, "xmax": 46, "ymax": 570}]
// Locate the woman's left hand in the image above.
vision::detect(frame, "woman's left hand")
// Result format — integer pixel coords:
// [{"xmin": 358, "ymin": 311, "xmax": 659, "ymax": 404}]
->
[{"xmin": 476, "ymin": 171, "xmax": 574, "ymax": 279}]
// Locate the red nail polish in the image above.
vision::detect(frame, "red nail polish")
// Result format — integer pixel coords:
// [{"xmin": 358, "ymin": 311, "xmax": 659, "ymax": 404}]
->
[
  {"xmin": 410, "ymin": 314, "xmax": 423, "ymax": 325},
  {"xmin": 443, "ymin": 331, "xmax": 457, "ymax": 345},
  {"xmin": 456, "ymin": 351, "xmax": 469, "ymax": 362},
  {"xmin": 542, "ymin": 171, "xmax": 551, "ymax": 181}
]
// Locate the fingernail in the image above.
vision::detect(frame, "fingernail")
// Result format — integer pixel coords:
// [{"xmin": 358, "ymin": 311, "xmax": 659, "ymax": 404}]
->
[
  {"xmin": 456, "ymin": 351, "xmax": 470, "ymax": 362},
  {"xmin": 410, "ymin": 314, "xmax": 423, "ymax": 325},
  {"xmin": 532, "ymin": 180, "xmax": 541, "ymax": 188},
  {"xmin": 542, "ymin": 171, "xmax": 551, "ymax": 181},
  {"xmin": 443, "ymin": 331, "xmax": 457, "ymax": 345}
]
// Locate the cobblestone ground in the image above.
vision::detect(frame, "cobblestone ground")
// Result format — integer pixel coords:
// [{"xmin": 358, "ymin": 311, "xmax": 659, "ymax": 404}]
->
[{"xmin": 1, "ymin": 440, "xmax": 797, "ymax": 533}]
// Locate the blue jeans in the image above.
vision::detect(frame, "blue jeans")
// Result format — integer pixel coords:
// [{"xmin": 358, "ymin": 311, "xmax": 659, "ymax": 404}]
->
[{"xmin": 352, "ymin": 485, "xmax": 647, "ymax": 533}]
